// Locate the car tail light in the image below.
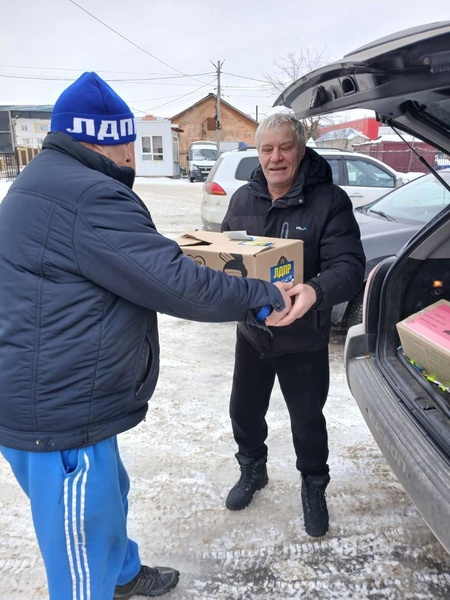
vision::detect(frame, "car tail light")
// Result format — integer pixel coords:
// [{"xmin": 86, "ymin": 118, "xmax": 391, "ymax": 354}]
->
[{"xmin": 204, "ymin": 182, "xmax": 226, "ymax": 195}]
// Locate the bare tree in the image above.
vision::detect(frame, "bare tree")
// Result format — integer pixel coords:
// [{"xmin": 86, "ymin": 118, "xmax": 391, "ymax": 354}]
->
[{"xmin": 262, "ymin": 47, "xmax": 330, "ymax": 140}]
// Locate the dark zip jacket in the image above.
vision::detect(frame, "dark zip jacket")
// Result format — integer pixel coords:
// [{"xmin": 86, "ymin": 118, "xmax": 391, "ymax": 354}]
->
[
  {"xmin": 222, "ymin": 147, "xmax": 365, "ymax": 356},
  {"xmin": 0, "ymin": 132, "xmax": 285, "ymax": 451}
]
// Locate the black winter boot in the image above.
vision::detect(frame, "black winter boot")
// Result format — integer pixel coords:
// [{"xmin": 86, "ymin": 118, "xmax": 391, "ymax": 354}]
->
[
  {"xmin": 226, "ymin": 454, "xmax": 268, "ymax": 510},
  {"xmin": 301, "ymin": 474, "xmax": 330, "ymax": 537}
]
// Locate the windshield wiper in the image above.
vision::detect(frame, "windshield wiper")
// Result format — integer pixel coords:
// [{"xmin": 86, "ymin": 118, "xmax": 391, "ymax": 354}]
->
[{"xmin": 369, "ymin": 209, "xmax": 396, "ymax": 221}]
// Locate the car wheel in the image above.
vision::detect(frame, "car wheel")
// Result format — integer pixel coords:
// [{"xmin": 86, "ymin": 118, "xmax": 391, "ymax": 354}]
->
[
  {"xmin": 342, "ymin": 289, "xmax": 364, "ymax": 329},
  {"xmin": 189, "ymin": 177, "xmax": 194, "ymax": 182}
]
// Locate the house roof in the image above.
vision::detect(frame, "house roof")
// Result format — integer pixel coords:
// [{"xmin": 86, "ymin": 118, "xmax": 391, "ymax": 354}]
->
[
  {"xmin": 376, "ymin": 127, "xmax": 421, "ymax": 142},
  {"xmin": 170, "ymin": 93, "xmax": 258, "ymax": 125},
  {"xmin": 0, "ymin": 105, "xmax": 53, "ymax": 113},
  {"xmin": 315, "ymin": 127, "xmax": 369, "ymax": 142},
  {"xmin": 360, "ymin": 133, "xmax": 423, "ymax": 144}
]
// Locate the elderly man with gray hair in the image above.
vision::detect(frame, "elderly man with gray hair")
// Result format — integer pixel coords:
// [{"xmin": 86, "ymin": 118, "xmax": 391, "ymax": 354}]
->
[{"xmin": 222, "ymin": 113, "xmax": 365, "ymax": 537}]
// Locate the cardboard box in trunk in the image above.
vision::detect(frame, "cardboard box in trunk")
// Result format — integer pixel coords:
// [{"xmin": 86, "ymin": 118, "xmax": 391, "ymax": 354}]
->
[
  {"xmin": 396, "ymin": 299, "xmax": 450, "ymax": 387},
  {"xmin": 176, "ymin": 231, "xmax": 303, "ymax": 283}
]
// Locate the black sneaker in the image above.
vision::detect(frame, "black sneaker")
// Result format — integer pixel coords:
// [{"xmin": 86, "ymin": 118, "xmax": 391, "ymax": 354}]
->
[
  {"xmin": 301, "ymin": 475, "xmax": 330, "ymax": 537},
  {"xmin": 113, "ymin": 565, "xmax": 180, "ymax": 599}
]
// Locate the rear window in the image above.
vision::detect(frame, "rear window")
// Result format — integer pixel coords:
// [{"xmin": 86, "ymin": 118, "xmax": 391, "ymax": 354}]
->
[
  {"xmin": 421, "ymin": 98, "xmax": 450, "ymax": 134},
  {"xmin": 206, "ymin": 155, "xmax": 225, "ymax": 181},
  {"xmin": 235, "ymin": 156, "xmax": 260, "ymax": 181}
]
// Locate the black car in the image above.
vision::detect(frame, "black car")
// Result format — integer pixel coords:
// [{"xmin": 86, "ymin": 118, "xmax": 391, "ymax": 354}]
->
[{"xmin": 275, "ymin": 21, "xmax": 450, "ymax": 554}]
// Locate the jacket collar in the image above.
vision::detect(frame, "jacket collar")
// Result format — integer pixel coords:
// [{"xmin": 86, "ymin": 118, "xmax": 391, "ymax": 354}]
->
[{"xmin": 42, "ymin": 131, "xmax": 135, "ymax": 189}]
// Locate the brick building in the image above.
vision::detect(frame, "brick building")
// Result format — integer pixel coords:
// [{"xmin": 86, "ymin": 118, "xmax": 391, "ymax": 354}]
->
[{"xmin": 170, "ymin": 94, "xmax": 258, "ymax": 172}]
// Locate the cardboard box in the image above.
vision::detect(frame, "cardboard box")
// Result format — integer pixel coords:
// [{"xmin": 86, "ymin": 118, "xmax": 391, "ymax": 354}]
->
[
  {"xmin": 396, "ymin": 299, "xmax": 450, "ymax": 386},
  {"xmin": 176, "ymin": 231, "xmax": 303, "ymax": 283}
]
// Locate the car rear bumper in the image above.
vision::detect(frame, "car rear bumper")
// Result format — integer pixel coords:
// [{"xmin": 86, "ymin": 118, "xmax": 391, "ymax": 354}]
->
[
  {"xmin": 200, "ymin": 200, "xmax": 225, "ymax": 232},
  {"xmin": 346, "ymin": 328, "xmax": 450, "ymax": 554},
  {"xmin": 201, "ymin": 217, "xmax": 221, "ymax": 232}
]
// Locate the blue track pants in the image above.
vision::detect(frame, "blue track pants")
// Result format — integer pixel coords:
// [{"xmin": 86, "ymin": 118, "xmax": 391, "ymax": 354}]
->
[{"xmin": 1, "ymin": 436, "xmax": 141, "ymax": 600}]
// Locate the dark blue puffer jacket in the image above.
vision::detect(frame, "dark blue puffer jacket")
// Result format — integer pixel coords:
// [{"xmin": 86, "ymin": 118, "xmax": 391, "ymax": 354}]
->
[{"xmin": 0, "ymin": 132, "xmax": 284, "ymax": 452}]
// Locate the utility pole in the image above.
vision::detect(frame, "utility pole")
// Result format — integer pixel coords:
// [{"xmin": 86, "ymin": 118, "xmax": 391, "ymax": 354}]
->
[
  {"xmin": 8, "ymin": 110, "xmax": 16, "ymax": 152},
  {"xmin": 211, "ymin": 60, "xmax": 223, "ymax": 155}
]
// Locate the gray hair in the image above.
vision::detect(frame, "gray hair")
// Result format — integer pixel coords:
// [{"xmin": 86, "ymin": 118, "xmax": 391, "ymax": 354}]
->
[{"xmin": 255, "ymin": 113, "xmax": 306, "ymax": 150}]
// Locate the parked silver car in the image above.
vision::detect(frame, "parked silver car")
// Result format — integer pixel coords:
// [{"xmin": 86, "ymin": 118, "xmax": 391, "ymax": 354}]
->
[{"xmin": 275, "ymin": 20, "xmax": 450, "ymax": 553}]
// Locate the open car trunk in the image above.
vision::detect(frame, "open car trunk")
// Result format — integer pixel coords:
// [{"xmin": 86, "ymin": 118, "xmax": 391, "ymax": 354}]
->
[{"xmin": 274, "ymin": 22, "xmax": 450, "ymax": 157}]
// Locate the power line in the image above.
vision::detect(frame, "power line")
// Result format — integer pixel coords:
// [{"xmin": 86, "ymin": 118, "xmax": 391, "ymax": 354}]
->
[
  {"xmin": 140, "ymin": 80, "xmax": 215, "ymax": 113},
  {"xmin": 0, "ymin": 62, "xmax": 272, "ymax": 87},
  {"xmin": 0, "ymin": 64, "xmax": 211, "ymax": 79},
  {"xmin": 0, "ymin": 72, "xmax": 215, "ymax": 85},
  {"xmin": 68, "ymin": 0, "xmax": 206, "ymax": 84},
  {"xmin": 222, "ymin": 71, "xmax": 270, "ymax": 84}
]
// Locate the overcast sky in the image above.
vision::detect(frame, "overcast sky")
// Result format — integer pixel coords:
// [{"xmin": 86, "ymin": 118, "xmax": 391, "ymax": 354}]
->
[{"xmin": 1, "ymin": 1, "xmax": 449, "ymax": 121}]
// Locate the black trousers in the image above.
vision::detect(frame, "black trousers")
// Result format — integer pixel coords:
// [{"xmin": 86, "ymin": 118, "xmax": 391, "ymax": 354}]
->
[{"xmin": 229, "ymin": 329, "xmax": 330, "ymax": 477}]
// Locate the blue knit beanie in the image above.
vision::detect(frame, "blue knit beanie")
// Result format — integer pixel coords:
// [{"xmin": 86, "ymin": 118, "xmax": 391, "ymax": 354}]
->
[{"xmin": 51, "ymin": 72, "xmax": 136, "ymax": 145}]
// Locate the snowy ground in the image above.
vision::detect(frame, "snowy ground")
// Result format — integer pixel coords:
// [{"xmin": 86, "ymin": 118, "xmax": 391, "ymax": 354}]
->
[{"xmin": 0, "ymin": 178, "xmax": 449, "ymax": 599}]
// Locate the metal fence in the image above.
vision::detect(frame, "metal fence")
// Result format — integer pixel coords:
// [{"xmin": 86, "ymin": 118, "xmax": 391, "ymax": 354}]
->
[
  {"xmin": 354, "ymin": 145, "xmax": 439, "ymax": 173},
  {"xmin": 0, "ymin": 151, "xmax": 20, "ymax": 180}
]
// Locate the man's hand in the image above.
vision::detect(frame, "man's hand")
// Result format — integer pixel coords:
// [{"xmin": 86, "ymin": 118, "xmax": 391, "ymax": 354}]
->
[
  {"xmin": 266, "ymin": 282, "xmax": 316, "ymax": 327},
  {"xmin": 263, "ymin": 281, "xmax": 293, "ymax": 325}
]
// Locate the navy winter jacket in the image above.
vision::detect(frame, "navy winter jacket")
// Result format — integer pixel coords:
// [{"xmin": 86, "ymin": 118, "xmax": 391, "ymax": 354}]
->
[
  {"xmin": 0, "ymin": 132, "xmax": 284, "ymax": 451},
  {"xmin": 222, "ymin": 147, "xmax": 366, "ymax": 356}
]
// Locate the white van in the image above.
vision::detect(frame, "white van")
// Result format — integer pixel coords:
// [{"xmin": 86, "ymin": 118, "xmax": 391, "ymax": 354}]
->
[{"xmin": 188, "ymin": 141, "xmax": 218, "ymax": 182}]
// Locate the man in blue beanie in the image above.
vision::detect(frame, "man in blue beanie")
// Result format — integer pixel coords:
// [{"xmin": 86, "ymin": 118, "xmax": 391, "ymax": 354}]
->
[{"xmin": 0, "ymin": 72, "xmax": 297, "ymax": 600}]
